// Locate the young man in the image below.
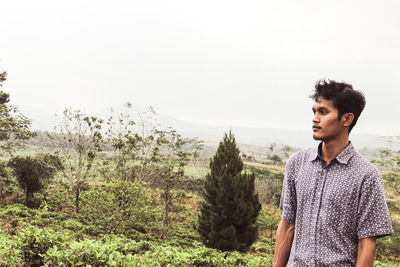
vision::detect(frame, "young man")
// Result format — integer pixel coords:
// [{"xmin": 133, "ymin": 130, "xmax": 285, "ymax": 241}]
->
[{"xmin": 273, "ymin": 80, "xmax": 393, "ymax": 266}]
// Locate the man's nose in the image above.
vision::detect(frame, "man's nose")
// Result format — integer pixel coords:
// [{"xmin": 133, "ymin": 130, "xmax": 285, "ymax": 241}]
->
[{"xmin": 312, "ymin": 114, "xmax": 319, "ymax": 123}]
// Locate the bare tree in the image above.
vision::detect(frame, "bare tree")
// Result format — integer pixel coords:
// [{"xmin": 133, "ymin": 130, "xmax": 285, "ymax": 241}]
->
[{"xmin": 52, "ymin": 108, "xmax": 103, "ymax": 213}]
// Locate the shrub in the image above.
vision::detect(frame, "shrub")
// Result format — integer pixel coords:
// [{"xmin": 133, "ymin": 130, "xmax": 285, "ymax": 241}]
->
[
  {"xmin": 80, "ymin": 180, "xmax": 160, "ymax": 236},
  {"xmin": 16, "ymin": 225, "xmax": 68, "ymax": 266},
  {"xmin": 43, "ymin": 235, "xmax": 152, "ymax": 266},
  {"xmin": 0, "ymin": 230, "xmax": 21, "ymax": 267},
  {"xmin": 7, "ymin": 154, "xmax": 62, "ymax": 207}
]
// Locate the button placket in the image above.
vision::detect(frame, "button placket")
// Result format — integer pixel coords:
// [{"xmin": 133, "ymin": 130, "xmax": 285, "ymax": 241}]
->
[{"xmin": 312, "ymin": 167, "xmax": 328, "ymax": 262}]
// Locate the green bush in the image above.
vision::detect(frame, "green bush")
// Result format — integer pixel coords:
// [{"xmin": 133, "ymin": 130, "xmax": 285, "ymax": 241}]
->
[
  {"xmin": 80, "ymin": 180, "xmax": 160, "ymax": 236},
  {"xmin": 43, "ymin": 235, "xmax": 152, "ymax": 266},
  {"xmin": 42, "ymin": 184, "xmax": 73, "ymax": 212},
  {"xmin": 0, "ymin": 203, "xmax": 36, "ymax": 218},
  {"xmin": 16, "ymin": 225, "xmax": 69, "ymax": 266},
  {"xmin": 0, "ymin": 230, "xmax": 21, "ymax": 267},
  {"xmin": 134, "ymin": 244, "xmax": 273, "ymax": 266},
  {"xmin": 0, "ymin": 204, "xmax": 38, "ymax": 231},
  {"xmin": 374, "ymin": 260, "xmax": 400, "ymax": 267},
  {"xmin": 44, "ymin": 239, "xmax": 130, "ymax": 266},
  {"xmin": 376, "ymin": 219, "xmax": 400, "ymax": 263}
]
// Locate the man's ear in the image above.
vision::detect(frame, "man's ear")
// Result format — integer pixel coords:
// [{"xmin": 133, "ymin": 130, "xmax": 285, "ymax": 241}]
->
[{"xmin": 342, "ymin": 113, "xmax": 354, "ymax": 127}]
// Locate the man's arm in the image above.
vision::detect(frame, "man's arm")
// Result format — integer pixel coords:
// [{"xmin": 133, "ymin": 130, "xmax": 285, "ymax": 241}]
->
[
  {"xmin": 355, "ymin": 237, "xmax": 376, "ymax": 267},
  {"xmin": 273, "ymin": 219, "xmax": 295, "ymax": 267}
]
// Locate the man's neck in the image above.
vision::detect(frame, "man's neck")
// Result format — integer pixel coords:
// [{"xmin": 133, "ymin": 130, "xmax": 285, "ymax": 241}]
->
[{"xmin": 321, "ymin": 136, "xmax": 350, "ymax": 165}]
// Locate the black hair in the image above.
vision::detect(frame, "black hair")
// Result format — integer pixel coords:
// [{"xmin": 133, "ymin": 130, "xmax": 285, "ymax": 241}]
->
[{"xmin": 310, "ymin": 79, "xmax": 366, "ymax": 133}]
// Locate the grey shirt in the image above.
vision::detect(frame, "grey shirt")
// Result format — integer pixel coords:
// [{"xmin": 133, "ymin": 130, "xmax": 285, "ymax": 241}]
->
[{"xmin": 279, "ymin": 142, "xmax": 393, "ymax": 266}]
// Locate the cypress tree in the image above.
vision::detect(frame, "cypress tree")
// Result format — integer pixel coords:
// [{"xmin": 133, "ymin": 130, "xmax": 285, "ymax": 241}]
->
[{"xmin": 198, "ymin": 131, "xmax": 261, "ymax": 252}]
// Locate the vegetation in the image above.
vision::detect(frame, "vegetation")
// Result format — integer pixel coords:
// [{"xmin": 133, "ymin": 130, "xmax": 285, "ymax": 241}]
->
[
  {"xmin": 374, "ymin": 135, "xmax": 400, "ymax": 264},
  {"xmin": 0, "ymin": 75, "xmax": 398, "ymax": 265},
  {"xmin": 198, "ymin": 131, "xmax": 261, "ymax": 252},
  {"xmin": 52, "ymin": 108, "xmax": 104, "ymax": 213},
  {"xmin": 7, "ymin": 153, "xmax": 62, "ymax": 207},
  {"xmin": 0, "ymin": 71, "xmax": 35, "ymax": 153}
]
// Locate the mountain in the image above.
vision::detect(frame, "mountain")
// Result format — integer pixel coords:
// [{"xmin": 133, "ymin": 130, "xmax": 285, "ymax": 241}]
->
[
  {"xmin": 19, "ymin": 104, "xmax": 388, "ymax": 149},
  {"xmin": 155, "ymin": 113, "xmax": 387, "ymax": 149}
]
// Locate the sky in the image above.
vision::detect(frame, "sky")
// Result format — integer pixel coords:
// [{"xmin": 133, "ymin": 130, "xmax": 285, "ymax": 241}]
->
[{"xmin": 1, "ymin": 0, "xmax": 399, "ymax": 136}]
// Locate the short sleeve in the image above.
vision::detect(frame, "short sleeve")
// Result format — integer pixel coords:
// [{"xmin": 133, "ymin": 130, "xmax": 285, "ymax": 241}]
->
[
  {"xmin": 279, "ymin": 155, "xmax": 297, "ymax": 224},
  {"xmin": 356, "ymin": 168, "xmax": 393, "ymax": 240}
]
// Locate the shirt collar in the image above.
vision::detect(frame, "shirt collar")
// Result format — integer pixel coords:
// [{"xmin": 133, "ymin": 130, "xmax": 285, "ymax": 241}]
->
[{"xmin": 309, "ymin": 141, "xmax": 355, "ymax": 165}]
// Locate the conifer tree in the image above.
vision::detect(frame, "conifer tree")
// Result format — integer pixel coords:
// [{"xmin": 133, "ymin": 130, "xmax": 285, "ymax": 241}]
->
[{"xmin": 198, "ymin": 131, "xmax": 261, "ymax": 252}]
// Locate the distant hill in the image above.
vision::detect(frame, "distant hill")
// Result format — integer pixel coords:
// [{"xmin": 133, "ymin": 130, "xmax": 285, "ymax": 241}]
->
[
  {"xmin": 19, "ymin": 104, "xmax": 388, "ymax": 150},
  {"xmin": 156, "ymin": 113, "xmax": 388, "ymax": 149}
]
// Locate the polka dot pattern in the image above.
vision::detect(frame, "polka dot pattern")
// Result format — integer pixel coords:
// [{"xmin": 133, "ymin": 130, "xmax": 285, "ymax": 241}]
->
[{"xmin": 279, "ymin": 142, "xmax": 393, "ymax": 266}]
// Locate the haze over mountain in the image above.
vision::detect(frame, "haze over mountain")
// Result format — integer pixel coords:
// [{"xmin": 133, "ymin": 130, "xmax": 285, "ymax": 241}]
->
[{"xmin": 20, "ymin": 104, "xmax": 388, "ymax": 149}]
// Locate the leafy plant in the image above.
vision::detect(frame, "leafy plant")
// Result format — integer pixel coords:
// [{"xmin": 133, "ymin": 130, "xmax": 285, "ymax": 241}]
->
[
  {"xmin": 0, "ymin": 71, "xmax": 36, "ymax": 154},
  {"xmin": 8, "ymin": 153, "xmax": 62, "ymax": 207},
  {"xmin": 17, "ymin": 225, "xmax": 68, "ymax": 266},
  {"xmin": 52, "ymin": 108, "xmax": 104, "ymax": 213},
  {"xmin": 80, "ymin": 180, "xmax": 159, "ymax": 237}
]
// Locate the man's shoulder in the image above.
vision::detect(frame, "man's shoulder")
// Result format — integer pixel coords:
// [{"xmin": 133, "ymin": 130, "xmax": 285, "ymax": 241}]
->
[
  {"xmin": 286, "ymin": 147, "xmax": 315, "ymax": 168},
  {"xmin": 350, "ymin": 150, "xmax": 381, "ymax": 176},
  {"xmin": 288, "ymin": 147, "xmax": 315, "ymax": 161}
]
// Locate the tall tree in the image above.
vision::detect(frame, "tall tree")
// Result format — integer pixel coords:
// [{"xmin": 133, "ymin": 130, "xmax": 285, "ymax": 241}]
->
[
  {"xmin": 105, "ymin": 104, "xmax": 203, "ymax": 238},
  {"xmin": 8, "ymin": 153, "xmax": 62, "ymax": 206},
  {"xmin": 52, "ymin": 108, "xmax": 103, "ymax": 213},
  {"xmin": 0, "ymin": 71, "xmax": 35, "ymax": 153},
  {"xmin": 198, "ymin": 131, "xmax": 261, "ymax": 252}
]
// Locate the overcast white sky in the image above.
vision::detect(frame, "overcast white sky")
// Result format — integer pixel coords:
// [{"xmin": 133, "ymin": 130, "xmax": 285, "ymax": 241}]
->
[{"xmin": 1, "ymin": 0, "xmax": 399, "ymax": 136}]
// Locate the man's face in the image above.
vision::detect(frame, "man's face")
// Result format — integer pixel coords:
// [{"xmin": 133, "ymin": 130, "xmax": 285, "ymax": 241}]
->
[{"xmin": 312, "ymin": 97, "xmax": 346, "ymax": 141}]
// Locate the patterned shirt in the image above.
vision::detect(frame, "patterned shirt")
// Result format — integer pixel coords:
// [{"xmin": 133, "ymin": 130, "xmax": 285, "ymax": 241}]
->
[{"xmin": 279, "ymin": 142, "xmax": 393, "ymax": 266}]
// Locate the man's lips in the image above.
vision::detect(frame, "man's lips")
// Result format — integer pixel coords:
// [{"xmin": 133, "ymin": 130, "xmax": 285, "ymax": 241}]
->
[{"xmin": 312, "ymin": 126, "xmax": 321, "ymax": 131}]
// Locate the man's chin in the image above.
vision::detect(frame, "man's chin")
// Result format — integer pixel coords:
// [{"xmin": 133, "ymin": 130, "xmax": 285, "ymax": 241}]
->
[{"xmin": 312, "ymin": 133, "xmax": 322, "ymax": 140}]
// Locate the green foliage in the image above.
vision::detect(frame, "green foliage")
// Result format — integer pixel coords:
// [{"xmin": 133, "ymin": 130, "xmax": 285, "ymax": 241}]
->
[
  {"xmin": 80, "ymin": 180, "xmax": 159, "ymax": 237},
  {"xmin": 16, "ymin": 225, "xmax": 69, "ymax": 266},
  {"xmin": 375, "ymin": 135, "xmax": 400, "ymax": 196},
  {"xmin": 268, "ymin": 154, "xmax": 282, "ymax": 164},
  {"xmin": 374, "ymin": 135, "xmax": 400, "ymax": 263},
  {"xmin": 249, "ymin": 241, "xmax": 275, "ymax": 254},
  {"xmin": 249, "ymin": 166, "xmax": 283, "ymax": 206},
  {"xmin": 0, "ymin": 204, "xmax": 38, "ymax": 232},
  {"xmin": 0, "ymin": 189, "xmax": 398, "ymax": 266},
  {"xmin": 104, "ymin": 103, "xmax": 151, "ymax": 182},
  {"xmin": 0, "ymin": 203, "xmax": 37, "ymax": 219},
  {"xmin": 53, "ymin": 108, "xmax": 104, "ymax": 213},
  {"xmin": 0, "ymin": 161, "xmax": 9, "ymax": 178},
  {"xmin": 198, "ymin": 131, "xmax": 262, "ymax": 252},
  {"xmin": 0, "ymin": 71, "xmax": 36, "ymax": 154},
  {"xmin": 105, "ymin": 105, "xmax": 203, "ymax": 238},
  {"xmin": 0, "ymin": 229, "xmax": 21, "ymax": 266},
  {"xmin": 0, "ymin": 160, "xmax": 19, "ymax": 201},
  {"xmin": 257, "ymin": 209, "xmax": 281, "ymax": 247},
  {"xmin": 374, "ymin": 260, "xmax": 400, "ymax": 267},
  {"xmin": 134, "ymin": 244, "xmax": 273, "ymax": 266},
  {"xmin": 43, "ymin": 238, "xmax": 139, "ymax": 266},
  {"xmin": 376, "ymin": 218, "xmax": 400, "ymax": 263},
  {"xmin": 44, "ymin": 184, "xmax": 73, "ymax": 212},
  {"xmin": 7, "ymin": 153, "xmax": 62, "ymax": 206}
]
